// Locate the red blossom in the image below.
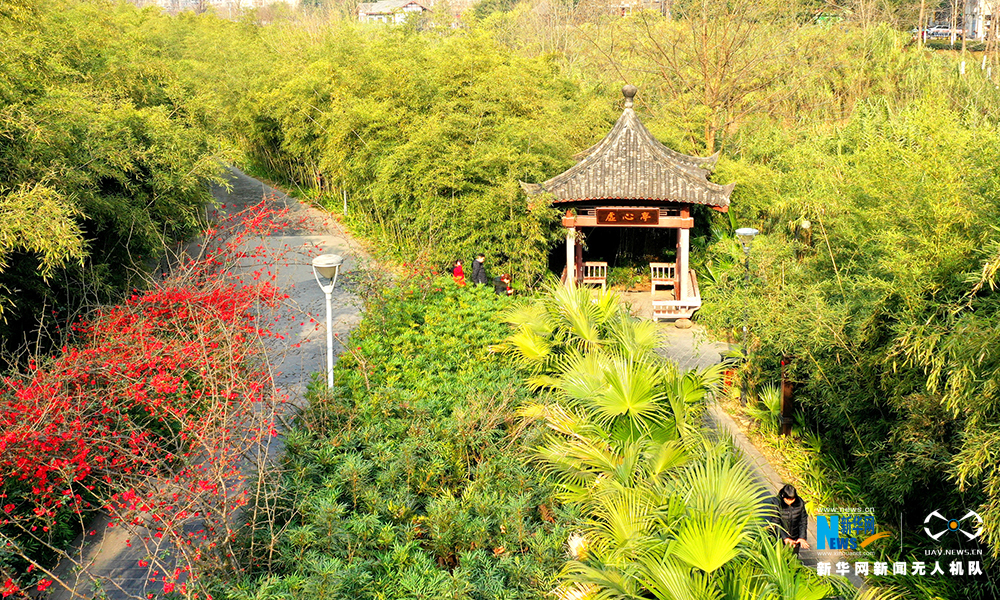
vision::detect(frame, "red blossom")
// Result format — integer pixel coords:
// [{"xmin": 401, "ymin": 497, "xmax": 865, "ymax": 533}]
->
[{"xmin": 1, "ymin": 203, "xmax": 308, "ymax": 594}]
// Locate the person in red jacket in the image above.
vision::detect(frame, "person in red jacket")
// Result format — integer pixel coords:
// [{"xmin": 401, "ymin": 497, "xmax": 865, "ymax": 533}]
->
[{"xmin": 452, "ymin": 259, "xmax": 466, "ymax": 287}]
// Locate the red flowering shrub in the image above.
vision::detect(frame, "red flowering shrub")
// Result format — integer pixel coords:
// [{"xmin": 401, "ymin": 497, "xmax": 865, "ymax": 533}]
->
[{"xmin": 0, "ymin": 201, "xmax": 306, "ymax": 597}]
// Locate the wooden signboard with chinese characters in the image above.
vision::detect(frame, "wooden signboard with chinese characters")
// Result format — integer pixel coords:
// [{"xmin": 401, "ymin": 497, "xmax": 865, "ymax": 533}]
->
[{"xmin": 596, "ymin": 208, "xmax": 659, "ymax": 226}]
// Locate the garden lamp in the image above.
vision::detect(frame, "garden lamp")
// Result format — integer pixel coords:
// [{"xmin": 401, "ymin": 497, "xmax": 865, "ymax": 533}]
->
[
  {"xmin": 735, "ymin": 227, "xmax": 759, "ymax": 255},
  {"xmin": 312, "ymin": 254, "xmax": 344, "ymax": 388}
]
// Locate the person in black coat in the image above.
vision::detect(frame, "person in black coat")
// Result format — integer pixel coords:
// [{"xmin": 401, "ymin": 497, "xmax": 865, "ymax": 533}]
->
[
  {"xmin": 494, "ymin": 274, "xmax": 513, "ymax": 296},
  {"xmin": 772, "ymin": 484, "xmax": 809, "ymax": 554},
  {"xmin": 471, "ymin": 253, "xmax": 488, "ymax": 286}
]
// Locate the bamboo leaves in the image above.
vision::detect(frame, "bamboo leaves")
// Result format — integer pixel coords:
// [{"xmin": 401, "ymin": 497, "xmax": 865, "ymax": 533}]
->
[{"xmin": 0, "ymin": 182, "xmax": 85, "ymax": 280}]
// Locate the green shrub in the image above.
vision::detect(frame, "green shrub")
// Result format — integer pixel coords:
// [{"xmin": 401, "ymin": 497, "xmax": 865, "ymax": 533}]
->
[
  {"xmin": 744, "ymin": 384, "xmax": 782, "ymax": 435},
  {"xmin": 924, "ymin": 39, "xmax": 985, "ymax": 52},
  {"xmin": 225, "ymin": 272, "xmax": 576, "ymax": 598},
  {"xmin": 606, "ymin": 265, "xmax": 643, "ymax": 290}
]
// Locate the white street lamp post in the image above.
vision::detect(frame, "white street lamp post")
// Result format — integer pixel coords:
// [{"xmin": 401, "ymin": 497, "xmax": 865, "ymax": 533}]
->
[
  {"xmin": 312, "ymin": 254, "xmax": 344, "ymax": 388},
  {"xmin": 734, "ymin": 228, "xmax": 758, "ymax": 405}
]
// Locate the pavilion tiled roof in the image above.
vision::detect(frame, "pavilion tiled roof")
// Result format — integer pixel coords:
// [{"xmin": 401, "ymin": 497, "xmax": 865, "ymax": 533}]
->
[{"xmin": 521, "ymin": 86, "xmax": 734, "ymax": 208}]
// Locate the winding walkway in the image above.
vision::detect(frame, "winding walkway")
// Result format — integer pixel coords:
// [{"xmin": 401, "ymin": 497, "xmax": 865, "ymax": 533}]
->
[
  {"xmin": 49, "ymin": 168, "xmax": 365, "ymax": 599},
  {"xmin": 656, "ymin": 321, "xmax": 864, "ymax": 591}
]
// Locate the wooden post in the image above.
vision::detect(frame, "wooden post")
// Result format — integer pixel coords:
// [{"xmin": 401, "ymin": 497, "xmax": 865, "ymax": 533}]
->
[
  {"xmin": 678, "ymin": 227, "xmax": 690, "ymax": 300},
  {"xmin": 674, "ymin": 228, "xmax": 681, "ymax": 291},
  {"xmin": 566, "ymin": 227, "xmax": 576, "ymax": 287},
  {"xmin": 575, "ymin": 242, "xmax": 584, "ymax": 286},
  {"xmin": 780, "ymin": 356, "xmax": 794, "ymax": 436},
  {"xmin": 678, "ymin": 206, "xmax": 690, "ymax": 300}
]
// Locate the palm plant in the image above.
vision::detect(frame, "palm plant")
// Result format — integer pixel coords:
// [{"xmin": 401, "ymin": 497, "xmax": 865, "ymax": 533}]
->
[
  {"xmin": 500, "ymin": 282, "xmax": 663, "ymax": 376},
  {"xmin": 503, "ymin": 283, "xmax": 709, "ymax": 441},
  {"xmin": 553, "ymin": 444, "xmax": 835, "ymax": 600},
  {"xmin": 744, "ymin": 384, "xmax": 782, "ymax": 435},
  {"xmin": 506, "ymin": 284, "xmax": 837, "ymax": 600}
]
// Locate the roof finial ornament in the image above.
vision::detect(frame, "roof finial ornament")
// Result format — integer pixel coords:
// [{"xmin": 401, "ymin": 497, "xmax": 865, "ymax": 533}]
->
[{"xmin": 623, "ymin": 84, "xmax": 638, "ymax": 108}]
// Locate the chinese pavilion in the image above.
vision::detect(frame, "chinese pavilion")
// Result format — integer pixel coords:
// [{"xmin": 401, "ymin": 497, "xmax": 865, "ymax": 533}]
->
[{"xmin": 520, "ymin": 85, "xmax": 735, "ymax": 320}]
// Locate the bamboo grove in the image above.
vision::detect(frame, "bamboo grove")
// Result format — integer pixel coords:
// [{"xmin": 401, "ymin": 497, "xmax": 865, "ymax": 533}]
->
[{"xmin": 4, "ymin": 0, "xmax": 1000, "ymax": 598}]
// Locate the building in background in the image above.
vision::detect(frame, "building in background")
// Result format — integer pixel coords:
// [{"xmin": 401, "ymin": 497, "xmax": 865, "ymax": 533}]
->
[
  {"xmin": 357, "ymin": 0, "xmax": 430, "ymax": 22},
  {"xmin": 965, "ymin": 0, "xmax": 994, "ymax": 40}
]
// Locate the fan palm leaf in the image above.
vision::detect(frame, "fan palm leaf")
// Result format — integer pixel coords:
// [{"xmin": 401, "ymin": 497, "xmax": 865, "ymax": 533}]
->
[
  {"xmin": 548, "ymin": 284, "xmax": 605, "ymax": 351},
  {"xmin": 558, "ymin": 350, "xmax": 612, "ymax": 403},
  {"xmin": 676, "ymin": 454, "xmax": 766, "ymax": 524},
  {"xmin": 537, "ymin": 438, "xmax": 620, "ymax": 487},
  {"xmin": 596, "ymin": 353, "xmax": 665, "ymax": 420},
  {"xmin": 746, "ymin": 536, "xmax": 832, "ymax": 600},
  {"xmin": 713, "ymin": 556, "xmax": 769, "ymax": 600},
  {"xmin": 587, "ymin": 486, "xmax": 661, "ymax": 553},
  {"xmin": 527, "ymin": 373, "xmax": 562, "ymax": 390},
  {"xmin": 608, "ymin": 315, "xmax": 664, "ymax": 359},
  {"xmin": 506, "ymin": 326, "xmax": 554, "ymax": 368},
  {"xmin": 553, "ymin": 351, "xmax": 683, "ymax": 445},
  {"xmin": 574, "ymin": 352, "xmax": 668, "ymax": 437},
  {"xmin": 669, "ymin": 513, "xmax": 747, "ymax": 573},
  {"xmin": 562, "ymin": 560, "xmax": 641, "ymax": 600},
  {"xmin": 519, "ymin": 401, "xmax": 602, "ymax": 441},
  {"xmin": 501, "ymin": 301, "xmax": 552, "ymax": 336},
  {"xmin": 637, "ymin": 556, "xmax": 723, "ymax": 600},
  {"xmin": 646, "ymin": 441, "xmax": 691, "ymax": 477},
  {"xmin": 591, "ymin": 286, "xmax": 623, "ymax": 326}
]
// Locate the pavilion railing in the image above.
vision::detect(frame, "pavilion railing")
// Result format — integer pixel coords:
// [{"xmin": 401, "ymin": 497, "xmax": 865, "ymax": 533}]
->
[{"xmin": 652, "ymin": 269, "xmax": 701, "ymax": 321}]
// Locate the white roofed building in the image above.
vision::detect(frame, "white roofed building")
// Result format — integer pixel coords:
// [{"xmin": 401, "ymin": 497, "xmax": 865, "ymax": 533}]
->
[{"xmin": 358, "ymin": 0, "xmax": 430, "ymax": 23}]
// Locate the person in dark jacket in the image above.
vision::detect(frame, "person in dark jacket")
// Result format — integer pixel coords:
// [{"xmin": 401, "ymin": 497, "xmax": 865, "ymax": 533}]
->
[
  {"xmin": 471, "ymin": 253, "xmax": 488, "ymax": 286},
  {"xmin": 494, "ymin": 274, "xmax": 513, "ymax": 296},
  {"xmin": 772, "ymin": 484, "xmax": 809, "ymax": 554}
]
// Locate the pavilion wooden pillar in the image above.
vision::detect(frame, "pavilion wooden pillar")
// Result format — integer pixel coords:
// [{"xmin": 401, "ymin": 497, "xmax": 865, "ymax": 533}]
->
[
  {"xmin": 565, "ymin": 226, "xmax": 576, "ymax": 287},
  {"xmin": 678, "ymin": 228, "xmax": 689, "ymax": 300},
  {"xmin": 674, "ymin": 231, "xmax": 681, "ymax": 292},
  {"xmin": 678, "ymin": 207, "xmax": 690, "ymax": 300}
]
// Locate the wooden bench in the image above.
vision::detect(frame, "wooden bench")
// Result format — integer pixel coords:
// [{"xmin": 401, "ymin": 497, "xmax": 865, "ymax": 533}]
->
[
  {"xmin": 650, "ymin": 262, "xmax": 676, "ymax": 298},
  {"xmin": 582, "ymin": 261, "xmax": 608, "ymax": 291}
]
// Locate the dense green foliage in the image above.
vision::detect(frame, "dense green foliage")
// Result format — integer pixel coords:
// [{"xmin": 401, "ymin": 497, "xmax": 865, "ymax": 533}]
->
[
  {"xmin": 7, "ymin": 0, "xmax": 1000, "ymax": 596},
  {"xmin": 502, "ymin": 284, "xmax": 842, "ymax": 599},
  {"xmin": 694, "ymin": 28, "xmax": 1000, "ymax": 599},
  {"xmin": 225, "ymin": 272, "xmax": 574, "ymax": 598},
  {"xmin": 0, "ymin": 0, "xmax": 224, "ymax": 357},
  {"xmin": 148, "ymin": 16, "xmax": 611, "ymax": 282}
]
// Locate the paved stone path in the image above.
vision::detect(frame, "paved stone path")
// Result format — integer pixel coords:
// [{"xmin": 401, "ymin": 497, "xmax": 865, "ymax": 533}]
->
[
  {"xmin": 654, "ymin": 319, "xmax": 863, "ymax": 591},
  {"xmin": 49, "ymin": 167, "xmax": 365, "ymax": 599}
]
